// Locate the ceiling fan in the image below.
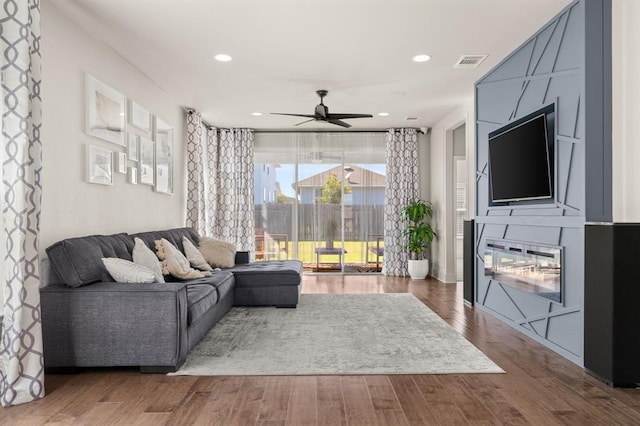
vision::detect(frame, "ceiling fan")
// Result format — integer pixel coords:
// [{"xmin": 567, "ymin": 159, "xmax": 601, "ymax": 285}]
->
[{"xmin": 271, "ymin": 90, "xmax": 373, "ymax": 128}]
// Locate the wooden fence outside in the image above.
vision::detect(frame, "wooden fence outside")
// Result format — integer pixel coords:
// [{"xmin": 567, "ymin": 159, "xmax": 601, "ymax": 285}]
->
[{"xmin": 255, "ymin": 203, "xmax": 384, "ymax": 241}]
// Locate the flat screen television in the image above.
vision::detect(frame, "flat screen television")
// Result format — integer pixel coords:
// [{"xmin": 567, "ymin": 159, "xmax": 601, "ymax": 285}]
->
[{"xmin": 488, "ymin": 111, "xmax": 553, "ymax": 204}]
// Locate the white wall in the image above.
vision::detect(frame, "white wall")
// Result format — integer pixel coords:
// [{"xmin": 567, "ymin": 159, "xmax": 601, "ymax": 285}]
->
[
  {"xmin": 429, "ymin": 103, "xmax": 474, "ymax": 283},
  {"xmin": 39, "ymin": 2, "xmax": 186, "ymax": 255},
  {"xmin": 612, "ymin": 0, "xmax": 640, "ymax": 222}
]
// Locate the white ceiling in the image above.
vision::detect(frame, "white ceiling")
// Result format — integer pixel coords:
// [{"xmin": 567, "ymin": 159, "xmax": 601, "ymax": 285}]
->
[{"xmin": 50, "ymin": 0, "xmax": 572, "ymax": 131}]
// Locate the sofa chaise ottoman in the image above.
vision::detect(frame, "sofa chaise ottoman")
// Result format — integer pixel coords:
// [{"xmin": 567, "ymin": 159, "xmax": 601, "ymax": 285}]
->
[{"xmin": 40, "ymin": 227, "xmax": 302, "ymax": 372}]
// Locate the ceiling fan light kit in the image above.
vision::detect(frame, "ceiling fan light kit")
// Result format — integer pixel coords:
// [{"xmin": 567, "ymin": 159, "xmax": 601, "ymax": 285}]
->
[{"xmin": 271, "ymin": 90, "xmax": 373, "ymax": 128}]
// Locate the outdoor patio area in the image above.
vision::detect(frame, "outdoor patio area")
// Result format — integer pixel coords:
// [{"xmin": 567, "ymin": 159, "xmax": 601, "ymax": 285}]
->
[{"xmin": 255, "ymin": 238, "xmax": 384, "ymax": 273}]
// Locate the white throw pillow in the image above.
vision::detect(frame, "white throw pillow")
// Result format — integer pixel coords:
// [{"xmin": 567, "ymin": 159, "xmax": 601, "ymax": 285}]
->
[
  {"xmin": 182, "ymin": 236, "xmax": 213, "ymax": 271},
  {"xmin": 102, "ymin": 258, "xmax": 157, "ymax": 283},
  {"xmin": 155, "ymin": 238, "xmax": 212, "ymax": 280},
  {"xmin": 198, "ymin": 237, "xmax": 236, "ymax": 268},
  {"xmin": 132, "ymin": 237, "xmax": 165, "ymax": 283}
]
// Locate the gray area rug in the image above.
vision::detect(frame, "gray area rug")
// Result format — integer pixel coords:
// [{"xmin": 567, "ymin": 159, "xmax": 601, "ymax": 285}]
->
[{"xmin": 171, "ymin": 293, "xmax": 504, "ymax": 376}]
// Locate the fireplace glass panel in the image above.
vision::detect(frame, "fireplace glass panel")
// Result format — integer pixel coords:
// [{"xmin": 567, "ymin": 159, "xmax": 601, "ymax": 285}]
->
[{"xmin": 484, "ymin": 239, "xmax": 562, "ymax": 303}]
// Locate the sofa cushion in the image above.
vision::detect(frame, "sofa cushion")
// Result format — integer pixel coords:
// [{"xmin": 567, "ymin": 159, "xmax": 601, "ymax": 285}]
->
[
  {"xmin": 182, "ymin": 236, "xmax": 213, "ymax": 272},
  {"xmin": 199, "ymin": 237, "xmax": 236, "ymax": 268},
  {"xmin": 183, "ymin": 271, "xmax": 234, "ymax": 304},
  {"xmin": 130, "ymin": 227, "xmax": 200, "ymax": 253},
  {"xmin": 214, "ymin": 274, "xmax": 234, "ymax": 301},
  {"xmin": 229, "ymin": 260, "xmax": 303, "ymax": 288},
  {"xmin": 132, "ymin": 237, "xmax": 165, "ymax": 283},
  {"xmin": 46, "ymin": 233, "xmax": 134, "ymax": 287},
  {"xmin": 185, "ymin": 271, "xmax": 234, "ymax": 324},
  {"xmin": 155, "ymin": 238, "xmax": 212, "ymax": 280},
  {"xmin": 102, "ymin": 258, "xmax": 157, "ymax": 283},
  {"xmin": 186, "ymin": 284, "xmax": 218, "ymax": 325}
]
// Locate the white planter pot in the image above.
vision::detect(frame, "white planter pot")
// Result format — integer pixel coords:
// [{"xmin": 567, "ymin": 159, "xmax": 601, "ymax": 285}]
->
[{"xmin": 407, "ymin": 259, "xmax": 429, "ymax": 280}]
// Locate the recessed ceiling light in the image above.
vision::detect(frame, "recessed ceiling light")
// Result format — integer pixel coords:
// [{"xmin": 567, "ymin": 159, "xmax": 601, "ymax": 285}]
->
[
  {"xmin": 214, "ymin": 54, "xmax": 232, "ymax": 62},
  {"xmin": 412, "ymin": 54, "xmax": 431, "ymax": 63},
  {"xmin": 378, "ymin": 112, "xmax": 390, "ymax": 117},
  {"xmin": 251, "ymin": 112, "xmax": 262, "ymax": 116}
]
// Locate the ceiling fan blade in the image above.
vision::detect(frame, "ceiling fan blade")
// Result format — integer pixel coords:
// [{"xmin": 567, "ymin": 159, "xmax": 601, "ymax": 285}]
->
[
  {"xmin": 327, "ymin": 119, "xmax": 352, "ymax": 128},
  {"xmin": 294, "ymin": 119, "xmax": 316, "ymax": 126},
  {"xmin": 272, "ymin": 91, "xmax": 370, "ymax": 128},
  {"xmin": 326, "ymin": 113, "xmax": 373, "ymax": 119},
  {"xmin": 271, "ymin": 113, "xmax": 316, "ymax": 118}
]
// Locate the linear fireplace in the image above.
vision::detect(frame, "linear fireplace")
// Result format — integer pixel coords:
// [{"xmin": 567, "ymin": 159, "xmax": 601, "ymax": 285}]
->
[{"xmin": 484, "ymin": 239, "xmax": 562, "ymax": 303}]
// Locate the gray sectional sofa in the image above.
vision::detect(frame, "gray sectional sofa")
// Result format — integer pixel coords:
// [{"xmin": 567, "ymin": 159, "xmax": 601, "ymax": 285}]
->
[{"xmin": 40, "ymin": 227, "xmax": 302, "ymax": 373}]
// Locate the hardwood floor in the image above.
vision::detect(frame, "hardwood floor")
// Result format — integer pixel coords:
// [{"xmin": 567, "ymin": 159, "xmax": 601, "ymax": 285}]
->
[{"xmin": 4, "ymin": 275, "xmax": 640, "ymax": 425}]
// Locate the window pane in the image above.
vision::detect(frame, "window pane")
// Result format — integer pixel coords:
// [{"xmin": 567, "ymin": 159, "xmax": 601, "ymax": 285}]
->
[{"xmin": 254, "ymin": 132, "xmax": 386, "ymax": 273}]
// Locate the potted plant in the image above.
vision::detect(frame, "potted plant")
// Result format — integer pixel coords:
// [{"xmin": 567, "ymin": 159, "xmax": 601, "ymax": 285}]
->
[{"xmin": 402, "ymin": 199, "xmax": 436, "ymax": 279}]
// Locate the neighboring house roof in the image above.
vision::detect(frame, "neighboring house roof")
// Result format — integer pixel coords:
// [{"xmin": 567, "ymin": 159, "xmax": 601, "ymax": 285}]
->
[{"xmin": 295, "ymin": 165, "xmax": 385, "ymax": 189}]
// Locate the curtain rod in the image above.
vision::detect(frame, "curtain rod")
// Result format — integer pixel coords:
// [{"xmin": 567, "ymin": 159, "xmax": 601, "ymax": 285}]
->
[
  {"xmin": 254, "ymin": 127, "xmax": 429, "ymax": 134},
  {"xmin": 185, "ymin": 109, "xmax": 429, "ymax": 134},
  {"xmin": 185, "ymin": 108, "xmax": 215, "ymax": 129},
  {"xmin": 253, "ymin": 129, "xmax": 389, "ymax": 134}
]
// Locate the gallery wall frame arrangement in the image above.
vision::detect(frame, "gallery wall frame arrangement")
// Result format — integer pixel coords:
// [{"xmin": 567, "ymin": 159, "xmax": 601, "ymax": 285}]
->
[
  {"xmin": 86, "ymin": 144, "xmax": 113, "ymax": 185},
  {"xmin": 154, "ymin": 117, "xmax": 174, "ymax": 195},
  {"xmin": 83, "ymin": 73, "xmax": 174, "ymax": 194},
  {"xmin": 85, "ymin": 74, "xmax": 126, "ymax": 146}
]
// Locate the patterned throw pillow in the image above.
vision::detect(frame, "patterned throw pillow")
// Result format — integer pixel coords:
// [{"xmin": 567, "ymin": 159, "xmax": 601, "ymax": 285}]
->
[
  {"xmin": 155, "ymin": 238, "xmax": 212, "ymax": 280},
  {"xmin": 198, "ymin": 237, "xmax": 236, "ymax": 268},
  {"xmin": 102, "ymin": 258, "xmax": 157, "ymax": 283},
  {"xmin": 132, "ymin": 237, "xmax": 165, "ymax": 283},
  {"xmin": 182, "ymin": 236, "xmax": 213, "ymax": 271}
]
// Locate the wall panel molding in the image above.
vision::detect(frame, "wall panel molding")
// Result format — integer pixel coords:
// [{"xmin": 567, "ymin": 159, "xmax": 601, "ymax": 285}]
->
[{"xmin": 472, "ymin": 0, "xmax": 613, "ymax": 366}]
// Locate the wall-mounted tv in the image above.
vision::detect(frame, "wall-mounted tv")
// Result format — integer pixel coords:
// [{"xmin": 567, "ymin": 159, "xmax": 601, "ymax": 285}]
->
[{"xmin": 488, "ymin": 106, "xmax": 554, "ymax": 204}]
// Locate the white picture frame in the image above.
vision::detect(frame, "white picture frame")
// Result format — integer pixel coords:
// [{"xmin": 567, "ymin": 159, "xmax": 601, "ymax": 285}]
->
[
  {"xmin": 154, "ymin": 117, "xmax": 174, "ymax": 195},
  {"xmin": 128, "ymin": 167, "xmax": 138, "ymax": 185},
  {"xmin": 86, "ymin": 145, "xmax": 113, "ymax": 185},
  {"xmin": 116, "ymin": 152, "xmax": 127, "ymax": 174},
  {"xmin": 139, "ymin": 137, "xmax": 155, "ymax": 186},
  {"xmin": 128, "ymin": 100, "xmax": 152, "ymax": 133},
  {"xmin": 127, "ymin": 133, "xmax": 139, "ymax": 161},
  {"xmin": 85, "ymin": 74, "xmax": 126, "ymax": 146}
]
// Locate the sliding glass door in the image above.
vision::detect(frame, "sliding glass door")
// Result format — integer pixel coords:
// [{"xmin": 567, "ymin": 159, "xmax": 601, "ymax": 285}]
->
[{"xmin": 254, "ymin": 132, "xmax": 386, "ymax": 273}]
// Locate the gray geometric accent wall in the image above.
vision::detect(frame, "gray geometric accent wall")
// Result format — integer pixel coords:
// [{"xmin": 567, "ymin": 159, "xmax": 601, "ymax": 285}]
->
[{"xmin": 474, "ymin": 1, "xmax": 600, "ymax": 365}]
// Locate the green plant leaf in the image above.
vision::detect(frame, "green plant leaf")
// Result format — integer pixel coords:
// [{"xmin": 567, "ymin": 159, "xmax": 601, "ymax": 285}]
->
[{"xmin": 402, "ymin": 199, "xmax": 436, "ymax": 259}]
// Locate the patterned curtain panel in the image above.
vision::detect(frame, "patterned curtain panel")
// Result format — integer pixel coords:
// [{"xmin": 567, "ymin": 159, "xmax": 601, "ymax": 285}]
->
[
  {"xmin": 382, "ymin": 128, "xmax": 420, "ymax": 276},
  {"xmin": 185, "ymin": 111, "xmax": 209, "ymax": 235},
  {"xmin": 212, "ymin": 129, "xmax": 255, "ymax": 254},
  {"xmin": 0, "ymin": 0, "xmax": 45, "ymax": 406},
  {"xmin": 185, "ymin": 112, "xmax": 254, "ymax": 254}
]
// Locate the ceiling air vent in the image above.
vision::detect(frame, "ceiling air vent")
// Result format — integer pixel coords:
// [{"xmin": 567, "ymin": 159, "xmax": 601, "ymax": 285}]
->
[
  {"xmin": 404, "ymin": 117, "xmax": 419, "ymax": 121},
  {"xmin": 454, "ymin": 55, "xmax": 488, "ymax": 69}
]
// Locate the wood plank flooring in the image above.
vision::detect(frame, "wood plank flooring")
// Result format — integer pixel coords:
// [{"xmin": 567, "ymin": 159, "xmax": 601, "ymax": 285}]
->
[{"xmin": 3, "ymin": 274, "xmax": 640, "ymax": 425}]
